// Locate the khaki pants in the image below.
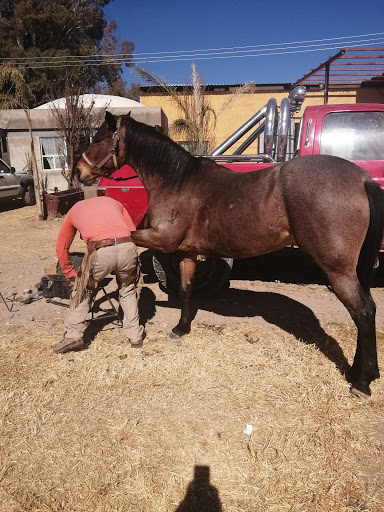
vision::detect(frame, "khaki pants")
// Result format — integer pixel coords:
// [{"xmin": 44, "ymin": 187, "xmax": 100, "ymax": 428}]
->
[{"xmin": 64, "ymin": 242, "xmax": 144, "ymax": 342}]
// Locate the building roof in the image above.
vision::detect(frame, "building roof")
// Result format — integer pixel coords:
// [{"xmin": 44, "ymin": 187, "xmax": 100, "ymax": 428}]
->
[
  {"xmin": 35, "ymin": 94, "xmax": 144, "ymax": 109},
  {"xmin": 1, "ymin": 106, "xmax": 166, "ymax": 131},
  {"xmin": 140, "ymin": 83, "xmax": 292, "ymax": 93}
]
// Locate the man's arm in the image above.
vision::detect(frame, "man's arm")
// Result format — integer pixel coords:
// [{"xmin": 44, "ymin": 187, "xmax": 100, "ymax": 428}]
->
[
  {"xmin": 56, "ymin": 215, "xmax": 77, "ymax": 279},
  {"xmin": 121, "ymin": 206, "xmax": 136, "ymax": 231}
]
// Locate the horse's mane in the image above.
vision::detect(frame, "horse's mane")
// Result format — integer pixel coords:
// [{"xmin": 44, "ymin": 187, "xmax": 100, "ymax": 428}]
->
[{"xmin": 122, "ymin": 115, "xmax": 201, "ymax": 189}]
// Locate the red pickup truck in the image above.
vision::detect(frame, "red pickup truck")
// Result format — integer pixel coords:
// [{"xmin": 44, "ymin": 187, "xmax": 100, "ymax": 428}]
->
[{"xmin": 97, "ymin": 94, "xmax": 384, "ymax": 294}]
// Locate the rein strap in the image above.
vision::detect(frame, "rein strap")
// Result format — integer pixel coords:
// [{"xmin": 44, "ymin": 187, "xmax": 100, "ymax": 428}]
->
[
  {"xmin": 82, "ymin": 117, "xmax": 122, "ymax": 179},
  {"xmin": 112, "ymin": 175, "xmax": 138, "ymax": 182}
]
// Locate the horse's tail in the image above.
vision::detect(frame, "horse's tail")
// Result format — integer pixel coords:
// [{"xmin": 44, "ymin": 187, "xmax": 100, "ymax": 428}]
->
[{"xmin": 357, "ymin": 180, "xmax": 384, "ymax": 292}]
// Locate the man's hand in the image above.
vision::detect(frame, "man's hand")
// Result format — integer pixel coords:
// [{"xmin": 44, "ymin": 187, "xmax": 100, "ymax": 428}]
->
[{"xmin": 67, "ymin": 277, "xmax": 76, "ymax": 288}]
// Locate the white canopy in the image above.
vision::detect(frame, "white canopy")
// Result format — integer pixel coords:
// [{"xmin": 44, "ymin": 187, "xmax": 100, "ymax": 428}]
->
[{"xmin": 35, "ymin": 94, "xmax": 143, "ymax": 109}]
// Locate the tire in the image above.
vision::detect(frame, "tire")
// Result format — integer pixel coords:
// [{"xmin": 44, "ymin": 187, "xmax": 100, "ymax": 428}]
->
[
  {"xmin": 22, "ymin": 183, "xmax": 36, "ymax": 206},
  {"xmin": 152, "ymin": 250, "xmax": 233, "ymax": 297}
]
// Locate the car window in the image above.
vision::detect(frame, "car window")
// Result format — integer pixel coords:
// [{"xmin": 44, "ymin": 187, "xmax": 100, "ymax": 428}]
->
[
  {"xmin": 0, "ymin": 159, "xmax": 10, "ymax": 173},
  {"xmin": 320, "ymin": 111, "xmax": 384, "ymax": 161}
]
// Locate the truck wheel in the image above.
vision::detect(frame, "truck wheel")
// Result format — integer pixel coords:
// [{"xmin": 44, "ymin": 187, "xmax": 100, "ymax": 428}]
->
[
  {"xmin": 152, "ymin": 251, "xmax": 233, "ymax": 297},
  {"xmin": 22, "ymin": 183, "xmax": 36, "ymax": 206}
]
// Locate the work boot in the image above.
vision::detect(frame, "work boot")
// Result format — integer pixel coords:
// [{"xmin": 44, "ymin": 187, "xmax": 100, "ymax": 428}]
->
[
  {"xmin": 130, "ymin": 331, "xmax": 146, "ymax": 348},
  {"xmin": 53, "ymin": 337, "xmax": 86, "ymax": 354}
]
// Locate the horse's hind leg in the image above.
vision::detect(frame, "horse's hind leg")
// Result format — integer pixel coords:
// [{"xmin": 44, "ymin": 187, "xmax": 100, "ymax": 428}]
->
[
  {"xmin": 169, "ymin": 252, "xmax": 197, "ymax": 339},
  {"xmin": 323, "ymin": 270, "xmax": 379, "ymax": 396}
]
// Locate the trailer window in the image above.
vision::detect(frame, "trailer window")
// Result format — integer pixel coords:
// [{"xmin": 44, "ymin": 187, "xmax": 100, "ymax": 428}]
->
[{"xmin": 320, "ymin": 111, "xmax": 384, "ymax": 161}]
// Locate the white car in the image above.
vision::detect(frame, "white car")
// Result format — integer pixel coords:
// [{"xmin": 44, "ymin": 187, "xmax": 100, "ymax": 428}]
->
[{"xmin": 0, "ymin": 158, "xmax": 36, "ymax": 205}]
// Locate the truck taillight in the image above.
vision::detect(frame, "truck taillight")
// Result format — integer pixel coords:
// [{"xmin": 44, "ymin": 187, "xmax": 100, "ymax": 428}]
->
[{"xmin": 97, "ymin": 187, "xmax": 107, "ymax": 196}]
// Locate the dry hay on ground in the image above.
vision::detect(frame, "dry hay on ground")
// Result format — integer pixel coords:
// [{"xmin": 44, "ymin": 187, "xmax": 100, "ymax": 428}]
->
[
  {"xmin": 0, "ymin": 205, "xmax": 384, "ymax": 511},
  {"xmin": 0, "ymin": 205, "xmax": 83, "ymax": 265},
  {"xmin": 0, "ymin": 321, "xmax": 383, "ymax": 512}
]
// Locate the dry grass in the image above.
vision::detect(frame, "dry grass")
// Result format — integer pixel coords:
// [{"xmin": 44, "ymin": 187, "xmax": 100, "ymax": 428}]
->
[
  {"xmin": 1, "ymin": 322, "xmax": 383, "ymax": 511},
  {"xmin": 0, "ymin": 204, "xmax": 83, "ymax": 265},
  {"xmin": 0, "ymin": 206, "xmax": 384, "ymax": 511}
]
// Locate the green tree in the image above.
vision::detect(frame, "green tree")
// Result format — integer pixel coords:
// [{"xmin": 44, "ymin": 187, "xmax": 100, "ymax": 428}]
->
[
  {"xmin": 0, "ymin": 62, "xmax": 43, "ymax": 219},
  {"xmin": 0, "ymin": 0, "xmax": 134, "ymax": 107},
  {"xmin": 93, "ymin": 76, "xmax": 141, "ymax": 101}
]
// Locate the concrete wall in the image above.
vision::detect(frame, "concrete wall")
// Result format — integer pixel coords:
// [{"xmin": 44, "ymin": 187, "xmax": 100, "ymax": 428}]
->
[
  {"xmin": 140, "ymin": 84, "xmax": 383, "ymax": 154},
  {"xmin": 0, "ymin": 106, "xmax": 167, "ymax": 193},
  {"xmin": 6, "ymin": 130, "xmax": 69, "ymax": 191}
]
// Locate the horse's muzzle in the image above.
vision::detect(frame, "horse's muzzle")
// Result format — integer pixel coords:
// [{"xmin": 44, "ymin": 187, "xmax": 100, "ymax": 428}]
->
[
  {"xmin": 81, "ymin": 173, "xmax": 95, "ymax": 186},
  {"xmin": 76, "ymin": 160, "xmax": 94, "ymax": 185}
]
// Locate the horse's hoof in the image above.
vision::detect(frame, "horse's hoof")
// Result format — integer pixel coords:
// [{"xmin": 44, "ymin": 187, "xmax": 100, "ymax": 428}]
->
[
  {"xmin": 168, "ymin": 324, "xmax": 190, "ymax": 339},
  {"xmin": 167, "ymin": 330, "xmax": 180, "ymax": 340},
  {"xmin": 350, "ymin": 386, "xmax": 371, "ymax": 398}
]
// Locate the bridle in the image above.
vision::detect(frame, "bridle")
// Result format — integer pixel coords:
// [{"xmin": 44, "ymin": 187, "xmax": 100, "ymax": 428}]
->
[{"xmin": 81, "ymin": 117, "xmax": 122, "ymax": 179}]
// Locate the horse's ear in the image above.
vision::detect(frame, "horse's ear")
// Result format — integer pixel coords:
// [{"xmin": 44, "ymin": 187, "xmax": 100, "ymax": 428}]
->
[
  {"xmin": 127, "ymin": 111, "xmax": 131, "ymax": 117},
  {"xmin": 105, "ymin": 111, "xmax": 116, "ymax": 131}
]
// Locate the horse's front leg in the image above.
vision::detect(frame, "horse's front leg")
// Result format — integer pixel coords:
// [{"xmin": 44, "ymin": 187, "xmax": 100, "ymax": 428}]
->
[{"xmin": 169, "ymin": 252, "xmax": 197, "ymax": 339}]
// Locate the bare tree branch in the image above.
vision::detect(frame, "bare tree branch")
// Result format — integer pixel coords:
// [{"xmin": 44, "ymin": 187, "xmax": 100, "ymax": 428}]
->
[
  {"xmin": 0, "ymin": 62, "xmax": 43, "ymax": 220},
  {"xmin": 49, "ymin": 76, "xmax": 107, "ymax": 188}
]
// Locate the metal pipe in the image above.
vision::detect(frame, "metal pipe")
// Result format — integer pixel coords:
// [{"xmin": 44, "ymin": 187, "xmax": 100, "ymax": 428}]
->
[
  {"xmin": 0, "ymin": 291, "xmax": 14, "ymax": 312},
  {"xmin": 232, "ymin": 120, "xmax": 265, "ymax": 155},
  {"xmin": 324, "ymin": 62, "xmax": 330, "ymax": 104},
  {"xmin": 264, "ymin": 98, "xmax": 278, "ymax": 157},
  {"xmin": 276, "ymin": 97, "xmax": 290, "ymax": 162},
  {"xmin": 210, "ymin": 105, "xmax": 267, "ymax": 156},
  {"xmin": 205, "ymin": 154, "xmax": 275, "ymax": 163}
]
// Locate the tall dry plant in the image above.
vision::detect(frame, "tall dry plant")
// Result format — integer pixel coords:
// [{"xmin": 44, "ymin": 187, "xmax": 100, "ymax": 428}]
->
[
  {"xmin": 171, "ymin": 64, "xmax": 216, "ymax": 155},
  {"xmin": 136, "ymin": 63, "xmax": 255, "ymax": 155},
  {"xmin": 0, "ymin": 62, "xmax": 43, "ymax": 220}
]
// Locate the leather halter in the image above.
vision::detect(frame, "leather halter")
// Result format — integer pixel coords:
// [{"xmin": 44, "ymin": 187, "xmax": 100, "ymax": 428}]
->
[{"xmin": 81, "ymin": 117, "xmax": 122, "ymax": 179}]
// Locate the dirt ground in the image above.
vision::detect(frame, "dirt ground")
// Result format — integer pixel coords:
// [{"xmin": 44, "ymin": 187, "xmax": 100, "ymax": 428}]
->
[
  {"xmin": 3, "ymin": 202, "xmax": 384, "ymax": 333},
  {"xmin": 1, "ymin": 201, "xmax": 384, "ymax": 512}
]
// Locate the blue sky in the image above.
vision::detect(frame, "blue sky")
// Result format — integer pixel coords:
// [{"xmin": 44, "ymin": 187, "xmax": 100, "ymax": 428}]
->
[{"xmin": 104, "ymin": 0, "xmax": 384, "ymax": 87}]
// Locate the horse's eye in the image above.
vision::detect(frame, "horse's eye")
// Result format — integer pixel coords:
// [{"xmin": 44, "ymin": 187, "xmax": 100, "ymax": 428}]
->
[{"xmin": 93, "ymin": 133, "xmax": 110, "ymax": 144}]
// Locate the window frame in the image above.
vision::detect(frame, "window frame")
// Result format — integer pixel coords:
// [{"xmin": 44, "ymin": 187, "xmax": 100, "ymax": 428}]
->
[{"xmin": 40, "ymin": 136, "xmax": 68, "ymax": 171}]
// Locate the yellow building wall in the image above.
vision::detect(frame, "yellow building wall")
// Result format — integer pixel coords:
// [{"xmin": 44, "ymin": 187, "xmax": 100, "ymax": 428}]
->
[{"xmin": 140, "ymin": 87, "xmax": 366, "ymax": 154}]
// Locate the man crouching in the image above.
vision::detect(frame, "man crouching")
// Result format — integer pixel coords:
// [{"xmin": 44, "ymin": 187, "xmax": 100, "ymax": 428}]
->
[{"xmin": 53, "ymin": 196, "xmax": 145, "ymax": 354}]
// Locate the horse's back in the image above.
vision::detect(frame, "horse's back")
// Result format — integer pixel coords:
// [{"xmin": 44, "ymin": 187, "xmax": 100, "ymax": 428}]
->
[{"xmin": 280, "ymin": 154, "xmax": 370, "ymax": 191}]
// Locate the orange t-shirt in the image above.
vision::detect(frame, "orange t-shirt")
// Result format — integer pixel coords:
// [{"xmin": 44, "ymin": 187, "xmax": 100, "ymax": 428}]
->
[{"xmin": 56, "ymin": 196, "xmax": 136, "ymax": 279}]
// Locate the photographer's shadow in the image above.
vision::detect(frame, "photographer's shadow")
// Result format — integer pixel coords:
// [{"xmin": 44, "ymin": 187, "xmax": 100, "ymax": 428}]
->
[{"xmin": 175, "ymin": 465, "xmax": 222, "ymax": 512}]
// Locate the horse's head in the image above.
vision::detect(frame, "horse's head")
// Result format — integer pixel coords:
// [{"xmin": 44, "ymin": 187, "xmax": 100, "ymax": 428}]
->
[{"xmin": 77, "ymin": 111, "xmax": 127, "ymax": 185}]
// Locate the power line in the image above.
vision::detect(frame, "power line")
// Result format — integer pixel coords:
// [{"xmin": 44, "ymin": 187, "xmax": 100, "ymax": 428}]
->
[
  {"xmin": 1, "ymin": 32, "xmax": 383, "ymax": 69},
  {"xmin": 15, "ymin": 42, "xmax": 384, "ymax": 69},
  {"xmin": 133, "ymin": 38, "xmax": 384, "ymax": 63},
  {"xmin": 132, "ymin": 31, "xmax": 384, "ymax": 57},
  {"xmin": 3, "ymin": 31, "xmax": 384, "ymax": 62}
]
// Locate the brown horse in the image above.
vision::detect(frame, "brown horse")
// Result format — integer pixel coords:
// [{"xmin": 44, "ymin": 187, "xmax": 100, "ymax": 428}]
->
[{"xmin": 77, "ymin": 112, "xmax": 384, "ymax": 397}]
